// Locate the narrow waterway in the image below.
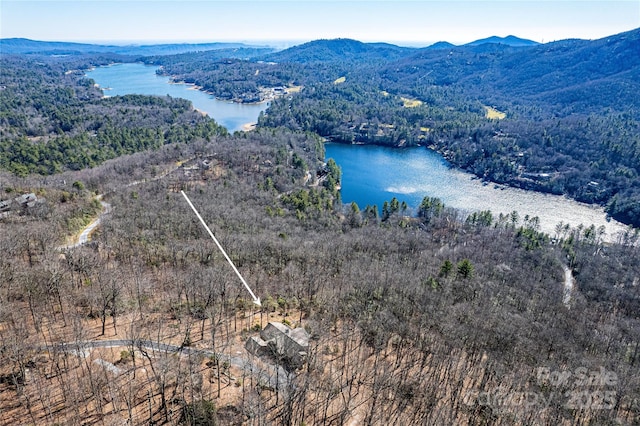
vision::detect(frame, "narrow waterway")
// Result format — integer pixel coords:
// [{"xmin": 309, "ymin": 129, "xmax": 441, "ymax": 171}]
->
[
  {"xmin": 86, "ymin": 63, "xmax": 268, "ymax": 132},
  {"xmin": 86, "ymin": 64, "xmax": 628, "ymax": 242}
]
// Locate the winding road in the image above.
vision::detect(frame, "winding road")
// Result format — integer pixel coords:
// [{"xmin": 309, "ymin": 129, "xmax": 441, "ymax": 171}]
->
[
  {"xmin": 47, "ymin": 339, "xmax": 290, "ymax": 390},
  {"xmin": 60, "ymin": 159, "xmax": 191, "ymax": 250},
  {"xmin": 52, "ymin": 159, "xmax": 296, "ymax": 393},
  {"xmin": 58, "ymin": 195, "xmax": 111, "ymax": 250}
]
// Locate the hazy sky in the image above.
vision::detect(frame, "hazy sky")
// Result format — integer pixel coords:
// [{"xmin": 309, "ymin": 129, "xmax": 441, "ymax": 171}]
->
[{"xmin": 1, "ymin": 0, "xmax": 638, "ymax": 46}]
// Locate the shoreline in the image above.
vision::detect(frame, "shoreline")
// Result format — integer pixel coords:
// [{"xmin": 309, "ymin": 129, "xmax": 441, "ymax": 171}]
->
[
  {"xmin": 174, "ymin": 79, "xmax": 271, "ymax": 106},
  {"xmin": 89, "ymin": 63, "xmax": 272, "ymax": 105},
  {"xmin": 241, "ymin": 122, "xmax": 257, "ymax": 132},
  {"xmin": 330, "ymin": 139, "xmax": 633, "ymax": 230},
  {"xmin": 193, "ymin": 107, "xmax": 208, "ymax": 117},
  {"xmin": 87, "ymin": 63, "xmax": 268, "ymax": 132},
  {"xmin": 326, "ymin": 142, "xmax": 630, "ymax": 242}
]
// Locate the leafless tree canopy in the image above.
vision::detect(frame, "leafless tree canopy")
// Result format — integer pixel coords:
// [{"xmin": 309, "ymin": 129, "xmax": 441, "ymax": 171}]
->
[{"xmin": 1, "ymin": 127, "xmax": 638, "ymax": 425}]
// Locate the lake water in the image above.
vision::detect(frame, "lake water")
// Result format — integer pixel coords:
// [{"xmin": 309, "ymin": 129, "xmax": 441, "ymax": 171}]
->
[
  {"xmin": 86, "ymin": 63, "xmax": 268, "ymax": 132},
  {"xmin": 325, "ymin": 143, "xmax": 628, "ymax": 240},
  {"xmin": 86, "ymin": 63, "xmax": 628, "ymax": 241}
]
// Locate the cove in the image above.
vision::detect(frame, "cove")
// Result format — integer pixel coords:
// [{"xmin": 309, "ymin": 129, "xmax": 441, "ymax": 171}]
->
[
  {"xmin": 325, "ymin": 143, "xmax": 628, "ymax": 241},
  {"xmin": 86, "ymin": 63, "xmax": 268, "ymax": 132}
]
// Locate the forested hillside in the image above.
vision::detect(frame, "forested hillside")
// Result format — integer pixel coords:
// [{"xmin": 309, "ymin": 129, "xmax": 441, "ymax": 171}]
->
[
  {"xmin": 146, "ymin": 30, "xmax": 640, "ymax": 224},
  {"xmin": 0, "ymin": 55, "xmax": 227, "ymax": 175},
  {"xmin": 0, "ymin": 125, "xmax": 638, "ymax": 424},
  {"xmin": 464, "ymin": 35, "xmax": 539, "ymax": 47},
  {"xmin": 145, "ymin": 39, "xmax": 415, "ymax": 103},
  {"xmin": 0, "ymin": 32, "xmax": 639, "ymax": 425},
  {"xmin": 390, "ymin": 29, "xmax": 640, "ymax": 116},
  {"xmin": 258, "ymin": 30, "xmax": 640, "ymax": 226},
  {"xmin": 263, "ymin": 38, "xmax": 414, "ymax": 64}
]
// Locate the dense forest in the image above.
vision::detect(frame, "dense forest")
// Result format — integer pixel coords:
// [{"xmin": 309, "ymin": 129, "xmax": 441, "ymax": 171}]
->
[
  {"xmin": 143, "ymin": 30, "xmax": 640, "ymax": 226},
  {"xmin": 0, "ymin": 31, "xmax": 639, "ymax": 425},
  {"xmin": 0, "ymin": 56, "xmax": 227, "ymax": 175},
  {"xmin": 1, "ymin": 126, "xmax": 639, "ymax": 424}
]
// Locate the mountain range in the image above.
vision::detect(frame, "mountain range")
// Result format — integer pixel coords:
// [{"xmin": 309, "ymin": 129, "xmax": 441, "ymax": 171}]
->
[
  {"xmin": 250, "ymin": 28, "xmax": 639, "ymax": 226},
  {"xmin": 464, "ymin": 35, "xmax": 539, "ymax": 47},
  {"xmin": 0, "ymin": 34, "xmax": 541, "ymax": 57},
  {"xmin": 0, "ymin": 38, "xmax": 272, "ymax": 56},
  {"xmin": 250, "ymin": 29, "xmax": 639, "ymax": 116},
  {"xmin": 386, "ymin": 28, "xmax": 640, "ymax": 115},
  {"xmin": 4, "ymin": 29, "xmax": 637, "ymax": 121},
  {"xmin": 2, "ymin": 29, "xmax": 639, "ymax": 225}
]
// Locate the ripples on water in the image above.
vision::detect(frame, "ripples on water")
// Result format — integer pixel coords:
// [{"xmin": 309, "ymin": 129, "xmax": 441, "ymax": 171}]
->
[
  {"xmin": 326, "ymin": 143, "xmax": 628, "ymax": 241},
  {"xmin": 86, "ymin": 65, "xmax": 628, "ymax": 241}
]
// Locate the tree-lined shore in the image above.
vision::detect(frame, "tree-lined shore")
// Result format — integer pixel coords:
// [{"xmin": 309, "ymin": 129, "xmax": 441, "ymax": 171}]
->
[{"xmin": 1, "ymin": 32, "xmax": 639, "ymax": 424}]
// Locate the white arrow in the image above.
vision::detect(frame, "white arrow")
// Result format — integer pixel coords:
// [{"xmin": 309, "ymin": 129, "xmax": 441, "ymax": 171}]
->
[{"xmin": 181, "ymin": 191, "xmax": 261, "ymax": 307}]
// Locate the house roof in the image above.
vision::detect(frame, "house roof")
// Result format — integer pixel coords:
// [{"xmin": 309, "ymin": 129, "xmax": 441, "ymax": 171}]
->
[
  {"xmin": 14, "ymin": 193, "xmax": 37, "ymax": 207},
  {"xmin": 262, "ymin": 322, "xmax": 309, "ymax": 349}
]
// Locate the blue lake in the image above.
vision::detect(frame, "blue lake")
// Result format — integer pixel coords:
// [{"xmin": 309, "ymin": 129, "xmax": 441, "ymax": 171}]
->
[
  {"xmin": 86, "ymin": 63, "xmax": 627, "ymax": 240},
  {"xmin": 86, "ymin": 63, "xmax": 268, "ymax": 132},
  {"xmin": 325, "ymin": 143, "xmax": 627, "ymax": 240}
]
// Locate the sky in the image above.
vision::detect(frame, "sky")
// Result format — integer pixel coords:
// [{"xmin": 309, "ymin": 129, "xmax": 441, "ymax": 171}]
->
[{"xmin": 1, "ymin": 0, "xmax": 639, "ymax": 47}]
